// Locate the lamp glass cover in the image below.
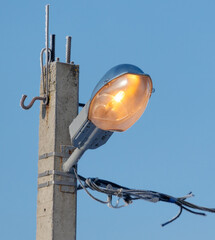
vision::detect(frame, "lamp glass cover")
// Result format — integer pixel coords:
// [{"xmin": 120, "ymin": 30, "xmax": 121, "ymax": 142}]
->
[{"xmin": 88, "ymin": 73, "xmax": 152, "ymax": 132}]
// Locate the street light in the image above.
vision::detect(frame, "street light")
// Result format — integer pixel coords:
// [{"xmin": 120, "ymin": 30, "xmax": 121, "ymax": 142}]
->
[{"xmin": 63, "ymin": 64, "xmax": 153, "ymax": 172}]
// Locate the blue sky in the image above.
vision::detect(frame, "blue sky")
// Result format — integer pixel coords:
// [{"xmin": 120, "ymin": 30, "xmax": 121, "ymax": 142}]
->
[{"xmin": 1, "ymin": 0, "xmax": 215, "ymax": 239}]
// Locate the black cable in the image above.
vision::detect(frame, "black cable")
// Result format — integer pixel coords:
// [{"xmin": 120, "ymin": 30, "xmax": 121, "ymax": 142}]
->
[
  {"xmin": 74, "ymin": 169, "xmax": 215, "ymax": 226},
  {"xmin": 161, "ymin": 207, "xmax": 183, "ymax": 227}
]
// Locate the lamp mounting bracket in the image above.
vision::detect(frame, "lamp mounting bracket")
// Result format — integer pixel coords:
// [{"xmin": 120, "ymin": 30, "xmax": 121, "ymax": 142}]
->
[
  {"xmin": 38, "ymin": 145, "xmax": 77, "ymax": 192},
  {"xmin": 39, "ymin": 145, "xmax": 75, "ymax": 160}
]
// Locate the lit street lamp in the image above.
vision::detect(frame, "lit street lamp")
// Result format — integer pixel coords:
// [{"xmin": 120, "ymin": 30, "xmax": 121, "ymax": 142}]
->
[
  {"xmin": 19, "ymin": 6, "xmax": 215, "ymax": 239},
  {"xmin": 63, "ymin": 64, "xmax": 153, "ymax": 172}
]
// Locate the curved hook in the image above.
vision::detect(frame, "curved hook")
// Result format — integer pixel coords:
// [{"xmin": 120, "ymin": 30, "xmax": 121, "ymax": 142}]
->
[{"xmin": 20, "ymin": 95, "xmax": 46, "ymax": 110}]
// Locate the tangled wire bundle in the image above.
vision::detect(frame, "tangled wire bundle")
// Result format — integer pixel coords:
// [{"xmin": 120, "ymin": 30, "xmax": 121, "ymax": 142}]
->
[{"xmin": 74, "ymin": 168, "xmax": 215, "ymax": 226}]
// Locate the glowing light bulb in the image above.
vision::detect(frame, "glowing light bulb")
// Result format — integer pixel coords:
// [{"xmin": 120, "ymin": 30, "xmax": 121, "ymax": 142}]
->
[{"xmin": 113, "ymin": 91, "xmax": 125, "ymax": 103}]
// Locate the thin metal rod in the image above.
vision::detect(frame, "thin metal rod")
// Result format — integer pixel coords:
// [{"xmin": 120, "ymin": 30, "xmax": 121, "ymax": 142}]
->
[
  {"xmin": 45, "ymin": 4, "xmax": 49, "ymax": 104},
  {"xmin": 66, "ymin": 36, "xmax": 72, "ymax": 63},
  {"xmin": 50, "ymin": 34, "xmax": 55, "ymax": 62}
]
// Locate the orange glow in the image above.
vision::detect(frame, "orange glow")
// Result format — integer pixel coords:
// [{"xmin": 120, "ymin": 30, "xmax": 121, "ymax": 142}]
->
[
  {"xmin": 88, "ymin": 73, "xmax": 153, "ymax": 132},
  {"xmin": 113, "ymin": 90, "xmax": 125, "ymax": 103}
]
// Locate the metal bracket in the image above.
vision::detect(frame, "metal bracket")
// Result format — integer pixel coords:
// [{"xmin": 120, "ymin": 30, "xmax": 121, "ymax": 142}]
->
[
  {"xmin": 38, "ymin": 145, "xmax": 76, "ymax": 192},
  {"xmin": 38, "ymin": 180, "xmax": 76, "ymax": 189},
  {"xmin": 39, "ymin": 151, "xmax": 70, "ymax": 160},
  {"xmin": 61, "ymin": 145, "xmax": 75, "ymax": 157},
  {"xmin": 38, "ymin": 170, "xmax": 76, "ymax": 189},
  {"xmin": 38, "ymin": 170, "xmax": 74, "ymax": 178},
  {"xmin": 39, "ymin": 146, "xmax": 75, "ymax": 160}
]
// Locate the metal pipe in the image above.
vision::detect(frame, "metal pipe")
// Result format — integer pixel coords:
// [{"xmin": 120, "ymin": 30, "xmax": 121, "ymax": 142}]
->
[
  {"xmin": 45, "ymin": 4, "xmax": 49, "ymax": 104},
  {"xmin": 66, "ymin": 36, "xmax": 72, "ymax": 63},
  {"xmin": 63, "ymin": 127, "xmax": 101, "ymax": 172},
  {"xmin": 50, "ymin": 34, "xmax": 55, "ymax": 62}
]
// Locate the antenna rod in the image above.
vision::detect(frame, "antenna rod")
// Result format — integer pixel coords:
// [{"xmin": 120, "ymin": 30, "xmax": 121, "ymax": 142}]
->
[
  {"xmin": 66, "ymin": 36, "xmax": 72, "ymax": 63},
  {"xmin": 45, "ymin": 4, "xmax": 49, "ymax": 104}
]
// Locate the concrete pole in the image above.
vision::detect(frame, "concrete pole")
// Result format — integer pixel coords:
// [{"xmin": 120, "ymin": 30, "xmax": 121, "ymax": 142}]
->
[{"xmin": 36, "ymin": 61, "xmax": 79, "ymax": 240}]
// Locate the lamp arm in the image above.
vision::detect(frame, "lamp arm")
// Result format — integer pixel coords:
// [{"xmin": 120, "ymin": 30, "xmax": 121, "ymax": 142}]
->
[{"xmin": 63, "ymin": 127, "xmax": 101, "ymax": 172}]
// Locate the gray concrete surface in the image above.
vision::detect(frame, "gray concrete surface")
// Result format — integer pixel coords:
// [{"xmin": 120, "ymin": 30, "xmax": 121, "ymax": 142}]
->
[{"xmin": 36, "ymin": 62, "xmax": 79, "ymax": 240}]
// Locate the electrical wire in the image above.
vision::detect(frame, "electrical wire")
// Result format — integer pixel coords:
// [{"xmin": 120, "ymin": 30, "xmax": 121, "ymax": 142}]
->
[{"xmin": 73, "ymin": 168, "xmax": 215, "ymax": 226}]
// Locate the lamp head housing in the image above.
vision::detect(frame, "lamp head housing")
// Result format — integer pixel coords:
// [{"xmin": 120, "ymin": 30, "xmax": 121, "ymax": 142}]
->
[
  {"xmin": 63, "ymin": 64, "xmax": 153, "ymax": 172},
  {"xmin": 88, "ymin": 64, "xmax": 153, "ymax": 132}
]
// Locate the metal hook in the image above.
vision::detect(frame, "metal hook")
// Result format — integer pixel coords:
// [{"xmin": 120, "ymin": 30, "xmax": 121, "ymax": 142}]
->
[
  {"xmin": 20, "ymin": 5, "xmax": 51, "ymax": 111},
  {"xmin": 20, "ymin": 95, "xmax": 46, "ymax": 110}
]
